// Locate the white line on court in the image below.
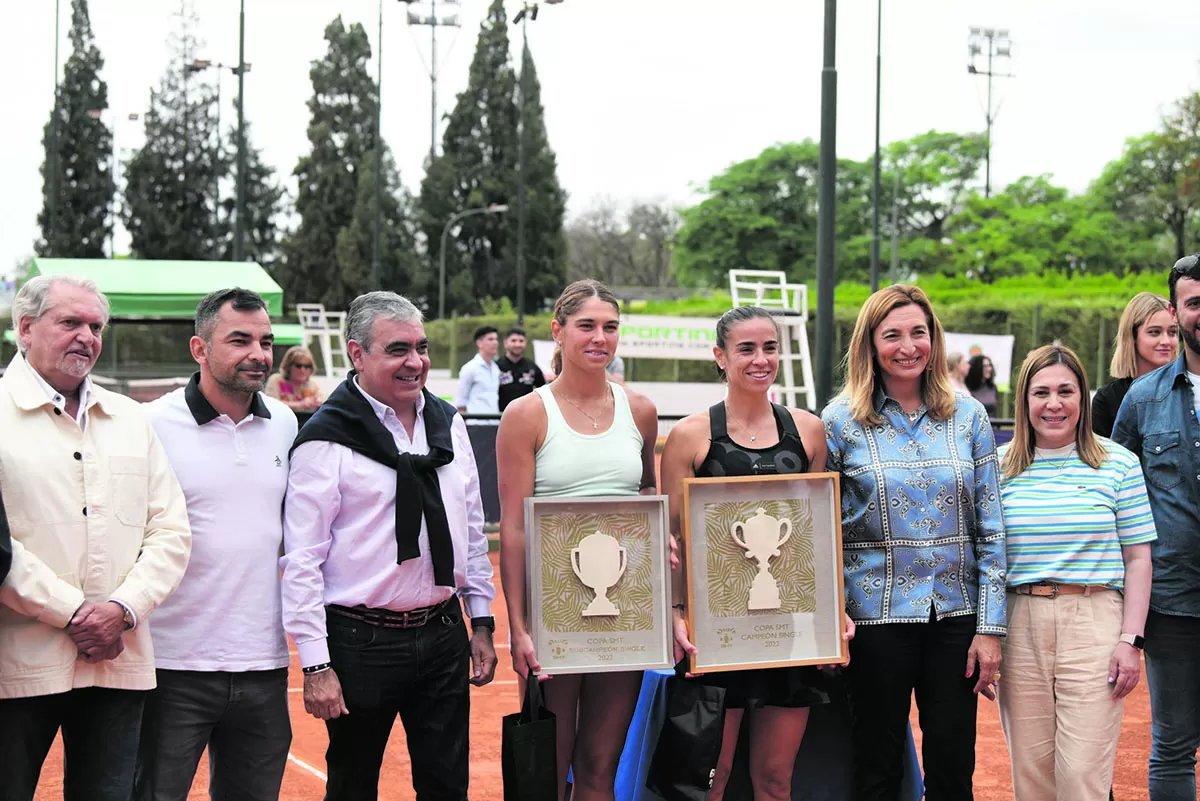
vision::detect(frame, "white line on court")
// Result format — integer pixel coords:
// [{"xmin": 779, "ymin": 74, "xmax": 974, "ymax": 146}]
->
[{"xmin": 287, "ymin": 752, "xmax": 327, "ymax": 781}]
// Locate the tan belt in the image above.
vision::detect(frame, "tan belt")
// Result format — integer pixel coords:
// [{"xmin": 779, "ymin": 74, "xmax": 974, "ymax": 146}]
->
[{"xmin": 1010, "ymin": 581, "xmax": 1110, "ymax": 599}]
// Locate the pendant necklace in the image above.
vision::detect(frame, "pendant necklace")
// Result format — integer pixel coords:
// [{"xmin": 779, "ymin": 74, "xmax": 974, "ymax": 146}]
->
[
  {"xmin": 557, "ymin": 386, "xmax": 610, "ymax": 430},
  {"xmin": 727, "ymin": 408, "xmax": 762, "ymax": 442}
]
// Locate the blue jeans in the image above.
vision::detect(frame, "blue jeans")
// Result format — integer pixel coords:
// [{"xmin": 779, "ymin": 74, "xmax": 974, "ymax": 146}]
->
[
  {"xmin": 0, "ymin": 687, "xmax": 146, "ymax": 801},
  {"xmin": 1145, "ymin": 611, "xmax": 1200, "ymax": 801}
]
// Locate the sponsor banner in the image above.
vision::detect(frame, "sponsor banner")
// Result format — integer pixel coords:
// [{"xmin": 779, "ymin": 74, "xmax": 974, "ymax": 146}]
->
[
  {"xmin": 533, "ymin": 314, "xmax": 719, "ymax": 369},
  {"xmin": 617, "ymin": 315, "xmax": 718, "ymax": 360}
]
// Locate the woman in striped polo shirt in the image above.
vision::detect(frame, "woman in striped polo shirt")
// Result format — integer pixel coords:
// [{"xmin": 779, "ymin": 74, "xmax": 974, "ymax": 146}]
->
[{"xmin": 997, "ymin": 344, "xmax": 1156, "ymax": 801}]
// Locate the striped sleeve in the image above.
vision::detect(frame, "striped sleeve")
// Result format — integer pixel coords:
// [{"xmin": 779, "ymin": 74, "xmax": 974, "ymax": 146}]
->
[{"xmin": 1114, "ymin": 454, "xmax": 1157, "ymax": 546}]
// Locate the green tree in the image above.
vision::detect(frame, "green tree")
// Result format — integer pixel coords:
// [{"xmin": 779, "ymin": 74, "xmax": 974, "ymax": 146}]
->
[
  {"xmin": 36, "ymin": 0, "xmax": 115, "ymax": 258},
  {"xmin": 513, "ymin": 40, "xmax": 568, "ymax": 311},
  {"xmin": 215, "ymin": 119, "xmax": 286, "ymax": 269},
  {"xmin": 331, "ymin": 150, "xmax": 422, "ymax": 310},
  {"xmin": 122, "ymin": 7, "xmax": 225, "ymax": 260},
  {"xmin": 418, "ymin": 0, "xmax": 518, "ymax": 315},
  {"xmin": 279, "ymin": 16, "xmax": 421, "ymax": 308},
  {"xmin": 418, "ymin": 1, "xmax": 566, "ymax": 316},
  {"xmin": 674, "ymin": 141, "xmax": 873, "ymax": 286},
  {"xmin": 1094, "ymin": 92, "xmax": 1200, "ymax": 261}
]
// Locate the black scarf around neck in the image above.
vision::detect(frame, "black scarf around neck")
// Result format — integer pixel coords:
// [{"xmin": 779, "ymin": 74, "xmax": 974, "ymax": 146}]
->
[{"xmin": 291, "ymin": 374, "xmax": 458, "ymax": 587}]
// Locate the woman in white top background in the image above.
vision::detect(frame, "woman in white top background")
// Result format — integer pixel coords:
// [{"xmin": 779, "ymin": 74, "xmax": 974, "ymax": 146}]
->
[{"xmin": 496, "ymin": 279, "xmax": 659, "ymax": 801}]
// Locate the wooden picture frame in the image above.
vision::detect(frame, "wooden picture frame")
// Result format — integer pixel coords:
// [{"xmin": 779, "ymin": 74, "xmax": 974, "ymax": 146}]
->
[
  {"xmin": 524, "ymin": 495, "xmax": 673, "ymax": 675},
  {"xmin": 681, "ymin": 473, "xmax": 847, "ymax": 674}
]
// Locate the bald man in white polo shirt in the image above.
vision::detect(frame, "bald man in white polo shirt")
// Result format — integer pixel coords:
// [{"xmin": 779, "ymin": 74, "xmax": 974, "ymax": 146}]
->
[{"xmin": 134, "ymin": 289, "xmax": 298, "ymax": 801}]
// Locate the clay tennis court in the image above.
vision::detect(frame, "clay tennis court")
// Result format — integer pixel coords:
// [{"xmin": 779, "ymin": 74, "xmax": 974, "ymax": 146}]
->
[{"xmin": 32, "ymin": 547, "xmax": 1167, "ymax": 800}]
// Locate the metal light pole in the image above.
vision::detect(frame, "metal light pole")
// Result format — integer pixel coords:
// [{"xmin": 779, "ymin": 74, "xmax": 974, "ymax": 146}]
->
[
  {"xmin": 967, "ymin": 27, "xmax": 1013, "ymax": 199},
  {"xmin": 372, "ymin": 0, "xmax": 384, "ymax": 290},
  {"xmin": 869, "ymin": 0, "xmax": 882, "ymax": 292},
  {"xmin": 405, "ymin": 0, "xmax": 462, "ymax": 163},
  {"xmin": 513, "ymin": 3, "xmax": 541, "ymax": 326},
  {"xmin": 235, "ymin": 0, "xmax": 247, "ymax": 261},
  {"xmin": 49, "ymin": 0, "xmax": 61, "ymax": 253},
  {"xmin": 439, "ymin": 204, "xmax": 509, "ymax": 319},
  {"xmin": 189, "ymin": 53, "xmax": 251, "ymax": 260},
  {"xmin": 889, "ymin": 165, "xmax": 900, "ymax": 282},
  {"xmin": 517, "ymin": 7, "xmax": 531, "ymax": 326},
  {"xmin": 815, "ymin": 0, "xmax": 838, "ymax": 409}
]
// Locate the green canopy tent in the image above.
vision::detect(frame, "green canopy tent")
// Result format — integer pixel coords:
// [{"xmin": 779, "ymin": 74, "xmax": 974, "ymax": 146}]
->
[
  {"xmin": 20, "ymin": 259, "xmax": 305, "ymax": 346},
  {"xmin": 4, "ymin": 259, "xmax": 308, "ymax": 378}
]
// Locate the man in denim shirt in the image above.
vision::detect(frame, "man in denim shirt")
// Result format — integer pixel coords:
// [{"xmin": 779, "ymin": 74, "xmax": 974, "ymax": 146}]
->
[{"xmin": 1112, "ymin": 252, "xmax": 1200, "ymax": 801}]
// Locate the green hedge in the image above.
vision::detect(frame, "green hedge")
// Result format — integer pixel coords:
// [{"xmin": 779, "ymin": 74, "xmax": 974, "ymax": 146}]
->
[{"xmin": 428, "ymin": 272, "xmax": 1173, "ymax": 417}]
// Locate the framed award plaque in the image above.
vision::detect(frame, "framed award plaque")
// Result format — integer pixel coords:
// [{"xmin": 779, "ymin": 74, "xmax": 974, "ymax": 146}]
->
[
  {"xmin": 524, "ymin": 495, "xmax": 673, "ymax": 675},
  {"xmin": 681, "ymin": 473, "xmax": 847, "ymax": 674}
]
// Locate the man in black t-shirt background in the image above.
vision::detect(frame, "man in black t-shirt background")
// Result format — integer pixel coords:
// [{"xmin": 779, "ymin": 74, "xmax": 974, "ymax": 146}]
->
[{"xmin": 495, "ymin": 326, "xmax": 545, "ymax": 410}]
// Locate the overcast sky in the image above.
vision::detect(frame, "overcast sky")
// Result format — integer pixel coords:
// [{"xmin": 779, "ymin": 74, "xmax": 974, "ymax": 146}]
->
[{"xmin": 2, "ymin": 0, "xmax": 1198, "ymax": 280}]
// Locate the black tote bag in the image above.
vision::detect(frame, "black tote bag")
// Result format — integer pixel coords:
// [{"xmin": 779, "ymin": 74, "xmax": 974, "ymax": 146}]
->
[
  {"xmin": 502, "ymin": 677, "xmax": 559, "ymax": 801},
  {"xmin": 646, "ymin": 676, "xmax": 728, "ymax": 801}
]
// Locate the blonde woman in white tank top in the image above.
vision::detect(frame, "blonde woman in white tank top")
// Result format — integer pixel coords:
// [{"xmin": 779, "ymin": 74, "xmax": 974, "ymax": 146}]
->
[{"xmin": 497, "ymin": 280, "xmax": 659, "ymax": 801}]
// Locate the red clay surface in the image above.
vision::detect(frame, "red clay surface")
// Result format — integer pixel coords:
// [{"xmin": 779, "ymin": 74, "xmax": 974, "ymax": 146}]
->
[
  {"xmin": 29, "ymin": 438, "xmax": 1192, "ymax": 801},
  {"xmin": 30, "ymin": 550, "xmax": 1168, "ymax": 800}
]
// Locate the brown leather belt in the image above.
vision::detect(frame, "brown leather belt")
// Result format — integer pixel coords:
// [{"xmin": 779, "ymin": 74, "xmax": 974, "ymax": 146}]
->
[
  {"xmin": 1010, "ymin": 581, "xmax": 1110, "ymax": 599},
  {"xmin": 327, "ymin": 597, "xmax": 458, "ymax": 629}
]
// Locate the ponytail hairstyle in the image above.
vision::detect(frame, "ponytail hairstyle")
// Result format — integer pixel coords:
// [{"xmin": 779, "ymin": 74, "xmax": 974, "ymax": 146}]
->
[
  {"xmin": 550, "ymin": 279, "xmax": 621, "ymax": 375},
  {"xmin": 714, "ymin": 306, "xmax": 781, "ymax": 381}
]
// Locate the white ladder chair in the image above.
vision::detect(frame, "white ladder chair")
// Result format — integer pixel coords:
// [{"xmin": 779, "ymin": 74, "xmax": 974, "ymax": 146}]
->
[
  {"xmin": 728, "ymin": 270, "xmax": 816, "ymax": 411},
  {"xmin": 296, "ymin": 303, "xmax": 351, "ymax": 380}
]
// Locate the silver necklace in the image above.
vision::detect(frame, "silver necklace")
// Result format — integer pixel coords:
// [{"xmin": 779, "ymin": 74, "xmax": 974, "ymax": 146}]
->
[
  {"xmin": 555, "ymin": 386, "xmax": 611, "ymax": 430},
  {"xmin": 727, "ymin": 407, "xmax": 768, "ymax": 442}
]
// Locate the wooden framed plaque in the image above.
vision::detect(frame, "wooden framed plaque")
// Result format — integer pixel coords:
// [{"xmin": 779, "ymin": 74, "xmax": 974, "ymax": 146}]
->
[
  {"xmin": 681, "ymin": 473, "xmax": 847, "ymax": 674},
  {"xmin": 524, "ymin": 495, "xmax": 673, "ymax": 674}
]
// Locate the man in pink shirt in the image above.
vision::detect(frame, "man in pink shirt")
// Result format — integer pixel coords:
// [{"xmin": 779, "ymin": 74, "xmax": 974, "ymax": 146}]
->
[{"xmin": 281, "ymin": 291, "xmax": 497, "ymax": 800}]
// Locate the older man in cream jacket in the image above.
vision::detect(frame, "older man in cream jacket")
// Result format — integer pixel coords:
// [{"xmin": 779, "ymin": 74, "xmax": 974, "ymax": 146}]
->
[{"xmin": 0, "ymin": 275, "xmax": 191, "ymax": 801}]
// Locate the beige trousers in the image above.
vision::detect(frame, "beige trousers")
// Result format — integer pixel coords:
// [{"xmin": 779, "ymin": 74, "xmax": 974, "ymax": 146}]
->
[{"xmin": 998, "ymin": 589, "xmax": 1126, "ymax": 801}]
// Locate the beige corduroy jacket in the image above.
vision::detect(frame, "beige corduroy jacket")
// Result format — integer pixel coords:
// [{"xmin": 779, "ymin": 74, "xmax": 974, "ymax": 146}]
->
[{"xmin": 0, "ymin": 353, "xmax": 191, "ymax": 699}]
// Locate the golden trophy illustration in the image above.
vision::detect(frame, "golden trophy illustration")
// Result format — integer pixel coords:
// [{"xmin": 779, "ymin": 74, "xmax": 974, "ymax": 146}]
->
[
  {"xmin": 571, "ymin": 532, "xmax": 628, "ymax": 617},
  {"xmin": 731, "ymin": 508, "xmax": 792, "ymax": 610}
]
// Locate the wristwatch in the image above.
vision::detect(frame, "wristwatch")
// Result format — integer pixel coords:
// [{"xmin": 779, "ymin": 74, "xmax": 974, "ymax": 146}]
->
[
  {"xmin": 471, "ymin": 616, "xmax": 496, "ymax": 633},
  {"xmin": 1119, "ymin": 633, "xmax": 1145, "ymax": 650},
  {"xmin": 111, "ymin": 600, "xmax": 135, "ymax": 631}
]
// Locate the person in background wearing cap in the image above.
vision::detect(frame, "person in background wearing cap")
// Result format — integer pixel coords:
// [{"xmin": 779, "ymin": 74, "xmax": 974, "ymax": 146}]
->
[
  {"xmin": 455, "ymin": 325, "xmax": 501, "ymax": 416},
  {"xmin": 1113, "ymin": 252, "xmax": 1200, "ymax": 801}
]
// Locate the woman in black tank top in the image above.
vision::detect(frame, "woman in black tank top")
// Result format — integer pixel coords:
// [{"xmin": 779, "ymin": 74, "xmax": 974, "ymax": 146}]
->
[{"xmin": 659, "ymin": 306, "xmax": 854, "ymax": 800}]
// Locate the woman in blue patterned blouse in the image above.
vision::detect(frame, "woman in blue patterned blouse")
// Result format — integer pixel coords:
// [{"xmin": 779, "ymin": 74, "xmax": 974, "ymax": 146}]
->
[
  {"xmin": 822, "ymin": 284, "xmax": 1007, "ymax": 801},
  {"xmin": 997, "ymin": 345, "xmax": 1154, "ymax": 801}
]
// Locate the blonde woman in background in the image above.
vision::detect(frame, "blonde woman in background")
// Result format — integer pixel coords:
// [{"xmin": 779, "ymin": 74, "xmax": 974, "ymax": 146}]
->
[
  {"xmin": 998, "ymin": 345, "xmax": 1155, "ymax": 800},
  {"xmin": 1091, "ymin": 292, "xmax": 1176, "ymax": 437},
  {"xmin": 265, "ymin": 345, "xmax": 324, "ymax": 411},
  {"xmin": 947, "ymin": 352, "xmax": 971, "ymax": 395}
]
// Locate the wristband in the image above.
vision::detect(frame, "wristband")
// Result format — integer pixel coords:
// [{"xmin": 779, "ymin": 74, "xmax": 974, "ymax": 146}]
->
[
  {"xmin": 302, "ymin": 663, "xmax": 332, "ymax": 675},
  {"xmin": 471, "ymin": 616, "xmax": 496, "ymax": 632}
]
